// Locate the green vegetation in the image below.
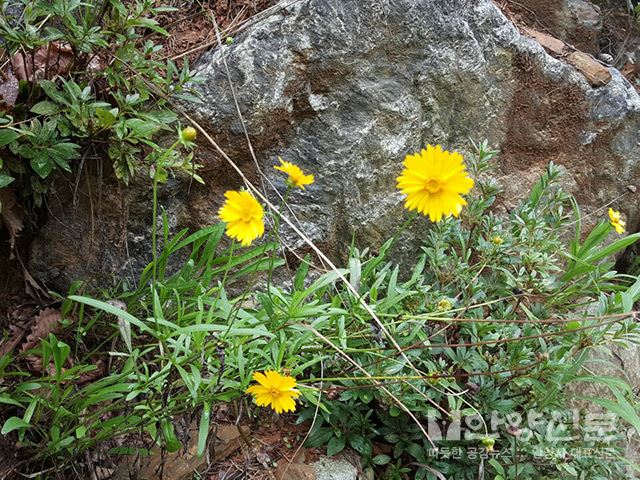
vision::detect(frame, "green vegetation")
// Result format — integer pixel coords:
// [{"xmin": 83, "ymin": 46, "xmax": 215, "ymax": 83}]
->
[
  {"xmin": 0, "ymin": 0, "xmax": 200, "ymax": 208},
  {"xmin": 1, "ymin": 140, "xmax": 640, "ymax": 479},
  {"xmin": 2, "ymin": 1, "xmax": 640, "ymax": 478}
]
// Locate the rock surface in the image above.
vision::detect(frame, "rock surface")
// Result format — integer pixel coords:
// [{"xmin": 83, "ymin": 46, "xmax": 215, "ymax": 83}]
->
[
  {"xmin": 311, "ymin": 457, "xmax": 358, "ymax": 480},
  {"xmin": 27, "ymin": 0, "xmax": 640, "ymax": 290},
  {"xmin": 568, "ymin": 344, "xmax": 640, "ymax": 477},
  {"xmin": 188, "ymin": 0, "xmax": 640, "ymax": 259},
  {"xmin": 275, "ymin": 462, "xmax": 317, "ymax": 480}
]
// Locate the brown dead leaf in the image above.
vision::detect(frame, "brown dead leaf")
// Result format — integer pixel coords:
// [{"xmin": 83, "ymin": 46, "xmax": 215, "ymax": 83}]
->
[
  {"xmin": 77, "ymin": 359, "xmax": 106, "ymax": 385},
  {"xmin": 621, "ymin": 61, "xmax": 639, "ymax": 82},
  {"xmin": 0, "ymin": 323, "xmax": 28, "ymax": 357},
  {"xmin": 20, "ymin": 308, "xmax": 62, "ymax": 373},
  {"xmin": 11, "ymin": 42, "xmax": 74, "ymax": 82},
  {"xmin": 21, "ymin": 308, "xmax": 62, "ymax": 353},
  {"xmin": 10, "ymin": 42, "xmax": 105, "ymax": 83},
  {"xmin": 0, "ymin": 189, "xmax": 24, "ymax": 256},
  {"xmin": 23, "ymin": 268, "xmax": 49, "ymax": 301}
]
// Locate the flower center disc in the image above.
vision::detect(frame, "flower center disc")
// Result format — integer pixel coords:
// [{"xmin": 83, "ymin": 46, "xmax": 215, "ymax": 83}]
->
[
  {"xmin": 425, "ymin": 178, "xmax": 442, "ymax": 194},
  {"xmin": 268, "ymin": 388, "xmax": 279, "ymax": 397},
  {"xmin": 241, "ymin": 210, "xmax": 254, "ymax": 222}
]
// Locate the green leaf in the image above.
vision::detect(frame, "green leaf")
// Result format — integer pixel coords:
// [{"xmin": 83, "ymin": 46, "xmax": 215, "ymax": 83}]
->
[
  {"xmin": 0, "ymin": 173, "xmax": 15, "ymax": 189},
  {"xmin": 160, "ymin": 418, "xmax": 181, "ymax": 453},
  {"xmin": 31, "ymin": 101, "xmax": 60, "ymax": 115},
  {"xmin": 1, "ymin": 416, "xmax": 30, "ymax": 435},
  {"xmin": 575, "ymin": 221, "xmax": 610, "ymax": 259},
  {"xmin": 0, "ymin": 129, "xmax": 21, "ymax": 146},
  {"xmin": 571, "ymin": 375, "xmax": 633, "ymax": 396},
  {"xmin": 39, "ymin": 80, "xmax": 66, "ymax": 104},
  {"xmin": 76, "ymin": 425, "xmax": 87, "ymax": 439},
  {"xmin": 142, "ymin": 110, "xmax": 178, "ymax": 124},
  {"xmin": 347, "ymin": 434, "xmax": 371, "ymax": 456},
  {"xmin": 30, "ymin": 154, "xmax": 55, "ymax": 178},
  {"xmin": 575, "ymin": 393, "xmax": 640, "ymax": 433},
  {"xmin": 51, "ymin": 142, "xmax": 80, "ymax": 160},
  {"xmin": 564, "ymin": 233, "xmax": 640, "ymax": 280},
  {"xmin": 326, "ymin": 435, "xmax": 346, "ymax": 456},
  {"xmin": 0, "ymin": 395, "xmax": 23, "ymax": 407},
  {"xmin": 96, "ymin": 108, "xmax": 118, "ymax": 128},
  {"xmin": 69, "ymin": 296, "xmax": 152, "ymax": 335},
  {"xmin": 197, "ymin": 402, "xmax": 211, "ymax": 457},
  {"xmin": 488, "ymin": 458, "xmax": 506, "ymax": 476},
  {"xmin": 125, "ymin": 118, "xmax": 161, "ymax": 138},
  {"xmin": 372, "ymin": 454, "xmax": 391, "ymax": 465}
]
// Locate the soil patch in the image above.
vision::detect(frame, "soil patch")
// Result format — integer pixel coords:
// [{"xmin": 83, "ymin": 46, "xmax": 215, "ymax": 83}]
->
[
  {"xmin": 152, "ymin": 0, "xmax": 277, "ymax": 65},
  {"xmin": 500, "ymin": 53, "xmax": 588, "ymax": 175}
]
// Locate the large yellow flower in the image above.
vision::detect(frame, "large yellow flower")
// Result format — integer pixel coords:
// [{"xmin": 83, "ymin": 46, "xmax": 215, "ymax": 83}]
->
[
  {"xmin": 609, "ymin": 208, "xmax": 626, "ymax": 235},
  {"xmin": 246, "ymin": 370, "xmax": 300, "ymax": 414},
  {"xmin": 396, "ymin": 145, "xmax": 474, "ymax": 222},
  {"xmin": 218, "ymin": 190, "xmax": 265, "ymax": 246},
  {"xmin": 274, "ymin": 157, "xmax": 314, "ymax": 189}
]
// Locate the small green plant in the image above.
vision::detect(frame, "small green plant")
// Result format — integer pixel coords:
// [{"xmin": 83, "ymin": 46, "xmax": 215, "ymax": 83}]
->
[{"xmin": 0, "ymin": 0, "xmax": 201, "ymax": 206}]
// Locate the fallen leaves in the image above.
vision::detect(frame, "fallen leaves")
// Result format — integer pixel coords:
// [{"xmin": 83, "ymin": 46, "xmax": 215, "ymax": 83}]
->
[
  {"xmin": 0, "ymin": 42, "xmax": 105, "ymax": 111},
  {"xmin": 20, "ymin": 307, "xmax": 63, "ymax": 372},
  {"xmin": 20, "ymin": 307, "xmax": 62, "ymax": 353},
  {"xmin": 11, "ymin": 42, "xmax": 75, "ymax": 83}
]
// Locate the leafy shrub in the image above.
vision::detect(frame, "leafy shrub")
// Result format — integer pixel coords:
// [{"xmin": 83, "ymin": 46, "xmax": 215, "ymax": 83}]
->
[{"xmin": 0, "ymin": 0, "xmax": 200, "ymax": 206}]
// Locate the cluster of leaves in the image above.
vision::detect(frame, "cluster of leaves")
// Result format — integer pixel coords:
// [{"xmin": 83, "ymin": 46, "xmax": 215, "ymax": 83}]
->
[
  {"xmin": 296, "ymin": 147, "xmax": 640, "ymax": 479},
  {"xmin": 1, "ymin": 143, "xmax": 640, "ymax": 479},
  {"xmin": 0, "ymin": 0, "xmax": 200, "ymax": 207}
]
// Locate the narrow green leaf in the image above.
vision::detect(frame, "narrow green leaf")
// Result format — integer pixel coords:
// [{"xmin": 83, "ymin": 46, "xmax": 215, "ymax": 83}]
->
[
  {"xmin": 0, "ymin": 173, "xmax": 15, "ymax": 189},
  {"xmin": 0, "ymin": 129, "xmax": 21, "ymax": 146},
  {"xmin": 197, "ymin": 402, "xmax": 210, "ymax": 457}
]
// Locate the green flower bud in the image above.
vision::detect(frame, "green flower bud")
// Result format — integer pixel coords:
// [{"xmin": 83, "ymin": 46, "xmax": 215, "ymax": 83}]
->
[
  {"xmin": 180, "ymin": 126, "xmax": 197, "ymax": 142},
  {"xmin": 482, "ymin": 436, "xmax": 495, "ymax": 452},
  {"xmin": 491, "ymin": 235, "xmax": 504, "ymax": 245}
]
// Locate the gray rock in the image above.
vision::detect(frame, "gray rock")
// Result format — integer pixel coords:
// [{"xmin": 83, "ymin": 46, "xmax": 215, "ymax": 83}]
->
[
  {"xmin": 311, "ymin": 457, "xmax": 357, "ymax": 480},
  {"xmin": 28, "ymin": 0, "xmax": 640, "ymax": 291},
  {"xmin": 189, "ymin": 0, "xmax": 640, "ymax": 258},
  {"xmin": 559, "ymin": 0, "xmax": 602, "ymax": 46}
]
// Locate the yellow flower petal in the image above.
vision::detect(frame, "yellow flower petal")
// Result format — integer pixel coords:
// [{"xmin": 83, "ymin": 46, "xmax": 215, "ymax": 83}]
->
[{"xmin": 608, "ymin": 208, "xmax": 626, "ymax": 234}]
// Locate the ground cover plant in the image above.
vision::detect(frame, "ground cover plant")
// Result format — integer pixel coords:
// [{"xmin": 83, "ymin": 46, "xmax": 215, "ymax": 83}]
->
[
  {"xmin": 1, "ymin": 133, "xmax": 640, "ymax": 478},
  {"xmin": 0, "ymin": 0, "xmax": 201, "ymax": 211}
]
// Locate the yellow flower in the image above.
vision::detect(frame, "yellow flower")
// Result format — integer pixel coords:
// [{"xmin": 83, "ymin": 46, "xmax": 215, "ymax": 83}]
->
[
  {"xmin": 396, "ymin": 145, "xmax": 474, "ymax": 222},
  {"xmin": 491, "ymin": 235, "xmax": 504, "ymax": 245},
  {"xmin": 180, "ymin": 126, "xmax": 197, "ymax": 142},
  {"xmin": 218, "ymin": 190, "xmax": 265, "ymax": 246},
  {"xmin": 246, "ymin": 370, "xmax": 301, "ymax": 414},
  {"xmin": 274, "ymin": 157, "xmax": 314, "ymax": 189},
  {"xmin": 608, "ymin": 208, "xmax": 626, "ymax": 235}
]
